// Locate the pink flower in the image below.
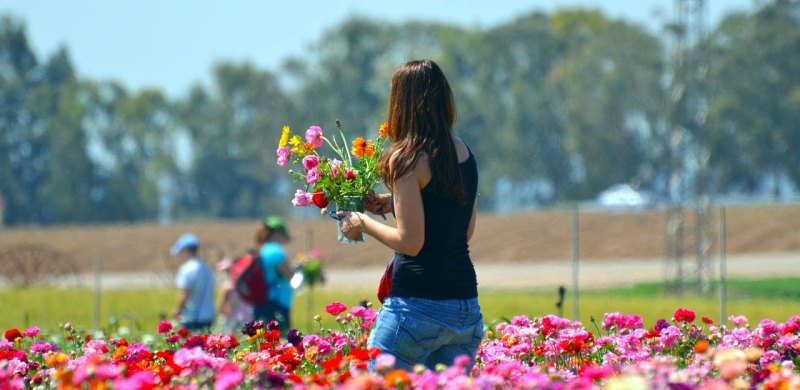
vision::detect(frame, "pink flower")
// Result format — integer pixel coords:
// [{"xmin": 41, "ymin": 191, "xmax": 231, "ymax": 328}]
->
[
  {"xmin": 350, "ymin": 305, "xmax": 366, "ymax": 318},
  {"xmin": 344, "ymin": 169, "xmax": 356, "ymax": 181},
  {"xmin": 375, "ymin": 353, "xmax": 396, "ymax": 371},
  {"xmin": 305, "ymin": 125, "xmax": 324, "ymax": 148},
  {"xmin": 23, "ymin": 327, "xmax": 40, "ymax": 338},
  {"xmin": 728, "ymin": 315, "xmax": 748, "ymax": 326},
  {"xmin": 326, "ymin": 302, "xmax": 347, "ymax": 316},
  {"xmin": 302, "ymin": 155, "xmax": 319, "ymax": 170},
  {"xmin": 673, "ymin": 308, "xmax": 696, "ymax": 323},
  {"xmin": 306, "ymin": 167, "xmax": 320, "ymax": 184},
  {"xmin": 214, "ymin": 362, "xmax": 244, "ymax": 390},
  {"xmin": 157, "ymin": 320, "xmax": 172, "ymax": 334},
  {"xmin": 292, "ymin": 189, "xmax": 312, "ymax": 207},
  {"xmin": 276, "ymin": 145, "xmax": 291, "ymax": 167}
]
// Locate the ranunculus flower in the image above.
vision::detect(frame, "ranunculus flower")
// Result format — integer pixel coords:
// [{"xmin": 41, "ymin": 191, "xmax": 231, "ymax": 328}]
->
[
  {"xmin": 702, "ymin": 316, "xmax": 714, "ymax": 325},
  {"xmin": 306, "ymin": 167, "xmax": 320, "ymax": 184},
  {"xmin": 312, "ymin": 189, "xmax": 329, "ymax": 209},
  {"xmin": 157, "ymin": 320, "xmax": 172, "ymax": 334},
  {"xmin": 325, "ymin": 302, "xmax": 347, "ymax": 316},
  {"xmin": 4, "ymin": 328, "xmax": 22, "ymax": 342},
  {"xmin": 292, "ymin": 190, "xmax": 312, "ymax": 207},
  {"xmin": 302, "ymin": 155, "xmax": 319, "ymax": 171},
  {"xmin": 23, "ymin": 326, "xmax": 40, "ymax": 338},
  {"xmin": 276, "ymin": 145, "xmax": 291, "ymax": 167},
  {"xmin": 728, "ymin": 315, "xmax": 748, "ymax": 326},
  {"xmin": 305, "ymin": 125, "xmax": 324, "ymax": 148},
  {"xmin": 344, "ymin": 169, "xmax": 356, "ymax": 181},
  {"xmin": 673, "ymin": 308, "xmax": 696, "ymax": 323}
]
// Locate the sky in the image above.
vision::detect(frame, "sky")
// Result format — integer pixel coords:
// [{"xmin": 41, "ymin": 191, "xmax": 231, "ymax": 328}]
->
[{"xmin": 2, "ymin": 0, "xmax": 756, "ymax": 98}]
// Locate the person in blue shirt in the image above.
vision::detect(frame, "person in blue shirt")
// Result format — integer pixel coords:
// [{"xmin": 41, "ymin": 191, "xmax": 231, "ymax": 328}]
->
[
  {"xmin": 253, "ymin": 216, "xmax": 294, "ymax": 334},
  {"xmin": 171, "ymin": 233, "xmax": 216, "ymax": 333}
]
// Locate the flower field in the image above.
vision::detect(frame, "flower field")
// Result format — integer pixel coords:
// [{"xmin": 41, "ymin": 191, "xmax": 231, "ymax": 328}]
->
[{"xmin": 3, "ymin": 304, "xmax": 800, "ymax": 389}]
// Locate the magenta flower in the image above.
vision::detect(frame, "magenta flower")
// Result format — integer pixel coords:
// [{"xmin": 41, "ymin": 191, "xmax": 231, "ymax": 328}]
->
[
  {"xmin": 306, "ymin": 167, "xmax": 320, "ymax": 184},
  {"xmin": 325, "ymin": 301, "xmax": 347, "ymax": 316},
  {"xmin": 157, "ymin": 320, "xmax": 172, "ymax": 334},
  {"xmin": 305, "ymin": 125, "xmax": 324, "ymax": 148},
  {"xmin": 276, "ymin": 145, "xmax": 291, "ymax": 167},
  {"xmin": 302, "ymin": 155, "xmax": 319, "ymax": 171},
  {"xmin": 214, "ymin": 362, "xmax": 244, "ymax": 390},
  {"xmin": 23, "ymin": 327, "xmax": 40, "ymax": 338},
  {"xmin": 292, "ymin": 189, "xmax": 312, "ymax": 207}
]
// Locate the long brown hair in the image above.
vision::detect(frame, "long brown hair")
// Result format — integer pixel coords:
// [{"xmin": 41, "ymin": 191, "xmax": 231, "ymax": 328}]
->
[{"xmin": 379, "ymin": 59, "xmax": 465, "ymax": 204}]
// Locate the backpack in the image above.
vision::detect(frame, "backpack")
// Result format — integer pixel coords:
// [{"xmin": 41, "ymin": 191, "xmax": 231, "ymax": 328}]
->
[{"xmin": 230, "ymin": 248, "xmax": 269, "ymax": 305}]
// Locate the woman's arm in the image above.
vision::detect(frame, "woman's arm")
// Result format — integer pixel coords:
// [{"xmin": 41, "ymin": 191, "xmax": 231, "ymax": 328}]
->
[
  {"xmin": 467, "ymin": 199, "xmax": 477, "ymax": 242},
  {"xmin": 340, "ymin": 155, "xmax": 429, "ymax": 256}
]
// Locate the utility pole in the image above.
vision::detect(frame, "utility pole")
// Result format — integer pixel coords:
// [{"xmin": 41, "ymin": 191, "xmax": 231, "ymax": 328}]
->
[{"xmin": 665, "ymin": 0, "xmax": 711, "ymax": 294}]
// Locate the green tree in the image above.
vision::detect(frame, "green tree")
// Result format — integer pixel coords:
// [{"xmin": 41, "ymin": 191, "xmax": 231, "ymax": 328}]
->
[
  {"xmin": 705, "ymin": 0, "xmax": 800, "ymax": 194},
  {"xmin": 177, "ymin": 62, "xmax": 293, "ymax": 219}
]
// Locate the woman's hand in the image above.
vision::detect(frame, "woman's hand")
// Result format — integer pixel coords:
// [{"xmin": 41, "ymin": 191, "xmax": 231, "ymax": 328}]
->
[
  {"xmin": 337, "ymin": 211, "xmax": 366, "ymax": 240},
  {"xmin": 365, "ymin": 192, "xmax": 392, "ymax": 215}
]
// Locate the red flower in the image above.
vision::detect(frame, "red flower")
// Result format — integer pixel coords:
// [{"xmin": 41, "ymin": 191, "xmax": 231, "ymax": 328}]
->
[
  {"xmin": 673, "ymin": 308, "xmax": 696, "ymax": 323},
  {"xmin": 702, "ymin": 316, "xmax": 714, "ymax": 325},
  {"xmin": 326, "ymin": 302, "xmax": 347, "ymax": 316},
  {"xmin": 312, "ymin": 189, "xmax": 328, "ymax": 208},
  {"xmin": 157, "ymin": 320, "xmax": 173, "ymax": 334},
  {"xmin": 4, "ymin": 328, "xmax": 22, "ymax": 342}
]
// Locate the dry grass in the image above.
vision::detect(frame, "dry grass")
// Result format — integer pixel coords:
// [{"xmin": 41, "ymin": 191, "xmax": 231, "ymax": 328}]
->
[{"xmin": 0, "ymin": 204, "xmax": 798, "ymax": 276}]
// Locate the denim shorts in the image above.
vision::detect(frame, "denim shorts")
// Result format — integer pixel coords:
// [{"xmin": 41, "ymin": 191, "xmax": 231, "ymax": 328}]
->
[{"xmin": 367, "ymin": 296, "xmax": 483, "ymax": 371}]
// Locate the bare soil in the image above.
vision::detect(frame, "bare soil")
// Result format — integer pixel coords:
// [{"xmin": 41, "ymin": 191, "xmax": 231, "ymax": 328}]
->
[{"xmin": 0, "ymin": 204, "xmax": 798, "ymax": 278}]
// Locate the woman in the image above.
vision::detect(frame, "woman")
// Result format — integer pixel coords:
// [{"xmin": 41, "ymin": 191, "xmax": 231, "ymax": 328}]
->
[
  {"xmin": 253, "ymin": 216, "xmax": 294, "ymax": 335},
  {"xmin": 338, "ymin": 59, "xmax": 482, "ymax": 371}
]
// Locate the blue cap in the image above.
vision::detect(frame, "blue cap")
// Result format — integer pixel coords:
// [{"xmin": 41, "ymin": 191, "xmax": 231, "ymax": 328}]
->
[{"xmin": 170, "ymin": 233, "xmax": 198, "ymax": 255}]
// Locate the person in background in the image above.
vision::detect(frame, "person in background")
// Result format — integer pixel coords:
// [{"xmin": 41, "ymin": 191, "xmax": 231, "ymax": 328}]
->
[
  {"xmin": 170, "ymin": 233, "xmax": 216, "ymax": 333},
  {"xmin": 338, "ymin": 59, "xmax": 482, "ymax": 371},
  {"xmin": 216, "ymin": 256, "xmax": 253, "ymax": 334},
  {"xmin": 253, "ymin": 216, "xmax": 294, "ymax": 334}
]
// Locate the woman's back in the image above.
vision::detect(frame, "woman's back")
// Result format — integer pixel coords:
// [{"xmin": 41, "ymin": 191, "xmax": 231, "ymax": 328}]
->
[{"xmin": 390, "ymin": 140, "xmax": 478, "ymax": 299}]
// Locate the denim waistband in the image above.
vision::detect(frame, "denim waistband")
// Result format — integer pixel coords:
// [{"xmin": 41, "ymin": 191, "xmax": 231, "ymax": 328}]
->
[{"xmin": 388, "ymin": 296, "xmax": 482, "ymax": 321}]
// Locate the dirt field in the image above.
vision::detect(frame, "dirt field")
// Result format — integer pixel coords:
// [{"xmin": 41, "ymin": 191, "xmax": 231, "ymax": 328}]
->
[{"xmin": 0, "ymin": 204, "xmax": 799, "ymax": 280}]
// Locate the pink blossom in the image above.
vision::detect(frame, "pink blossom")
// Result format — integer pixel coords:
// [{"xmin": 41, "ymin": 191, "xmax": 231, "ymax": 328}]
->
[
  {"xmin": 291, "ymin": 189, "xmax": 312, "ymax": 207},
  {"xmin": 23, "ymin": 327, "xmax": 39, "ymax": 338},
  {"xmin": 214, "ymin": 362, "xmax": 244, "ymax": 390},
  {"xmin": 344, "ymin": 169, "xmax": 356, "ymax": 181},
  {"xmin": 276, "ymin": 145, "xmax": 291, "ymax": 166},
  {"xmin": 350, "ymin": 305, "xmax": 365, "ymax": 318},
  {"xmin": 302, "ymin": 155, "xmax": 319, "ymax": 170},
  {"xmin": 305, "ymin": 125, "xmax": 324, "ymax": 148},
  {"xmin": 326, "ymin": 302, "xmax": 347, "ymax": 316},
  {"xmin": 728, "ymin": 315, "xmax": 748, "ymax": 326},
  {"xmin": 29, "ymin": 342, "xmax": 52, "ymax": 355},
  {"xmin": 375, "ymin": 353, "xmax": 396, "ymax": 371},
  {"xmin": 83, "ymin": 339, "xmax": 109, "ymax": 355},
  {"xmin": 306, "ymin": 167, "xmax": 320, "ymax": 184}
]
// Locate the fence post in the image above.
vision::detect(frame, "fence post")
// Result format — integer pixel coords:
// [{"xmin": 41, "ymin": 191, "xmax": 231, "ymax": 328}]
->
[
  {"xmin": 718, "ymin": 207, "xmax": 727, "ymax": 323},
  {"xmin": 93, "ymin": 258, "xmax": 102, "ymax": 330},
  {"xmin": 571, "ymin": 205, "xmax": 579, "ymax": 321}
]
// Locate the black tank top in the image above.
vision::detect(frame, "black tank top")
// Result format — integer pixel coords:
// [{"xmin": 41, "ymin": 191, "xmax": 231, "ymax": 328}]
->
[{"xmin": 390, "ymin": 147, "xmax": 478, "ymax": 300}]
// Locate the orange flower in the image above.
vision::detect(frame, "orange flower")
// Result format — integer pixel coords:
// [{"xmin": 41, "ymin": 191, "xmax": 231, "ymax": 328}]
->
[
  {"xmin": 351, "ymin": 137, "xmax": 375, "ymax": 158},
  {"xmin": 384, "ymin": 369, "xmax": 411, "ymax": 388},
  {"xmin": 379, "ymin": 122, "xmax": 390, "ymax": 138},
  {"xmin": 694, "ymin": 340, "xmax": 709, "ymax": 354}
]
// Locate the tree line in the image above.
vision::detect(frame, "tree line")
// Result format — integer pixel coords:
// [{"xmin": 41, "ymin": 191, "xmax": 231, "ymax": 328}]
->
[{"xmin": 0, "ymin": 0, "xmax": 798, "ymax": 226}]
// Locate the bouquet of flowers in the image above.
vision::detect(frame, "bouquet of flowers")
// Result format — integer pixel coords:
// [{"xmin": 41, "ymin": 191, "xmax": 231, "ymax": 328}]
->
[{"xmin": 276, "ymin": 120, "xmax": 388, "ymax": 242}]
